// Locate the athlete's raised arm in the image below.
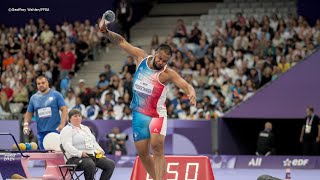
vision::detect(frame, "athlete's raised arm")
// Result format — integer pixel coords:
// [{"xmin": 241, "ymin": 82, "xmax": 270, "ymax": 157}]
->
[{"xmin": 98, "ymin": 18, "xmax": 146, "ymax": 63}]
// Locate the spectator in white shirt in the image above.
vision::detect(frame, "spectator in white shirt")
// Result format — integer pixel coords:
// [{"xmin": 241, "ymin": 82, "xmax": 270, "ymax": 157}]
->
[
  {"xmin": 121, "ymin": 105, "xmax": 132, "ymax": 120},
  {"xmin": 60, "ymin": 109, "xmax": 115, "ymax": 180}
]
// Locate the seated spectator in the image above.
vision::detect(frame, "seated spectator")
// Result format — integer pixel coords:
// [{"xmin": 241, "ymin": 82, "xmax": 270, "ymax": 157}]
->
[
  {"xmin": 167, "ymin": 104, "xmax": 178, "ymax": 119},
  {"xmin": 1, "ymin": 82, "xmax": 14, "ymax": 102},
  {"xmin": 0, "ymin": 99, "xmax": 11, "ymax": 119},
  {"xmin": 173, "ymin": 19, "xmax": 187, "ymax": 38},
  {"xmin": 101, "ymin": 64, "xmax": 115, "ymax": 82},
  {"xmin": 0, "ymin": 92, "xmax": 11, "ymax": 114},
  {"xmin": 86, "ymin": 97, "xmax": 100, "ymax": 120},
  {"xmin": 256, "ymin": 122, "xmax": 276, "ymax": 156},
  {"xmin": 178, "ymin": 38, "xmax": 189, "ymax": 57},
  {"xmin": 60, "ymin": 109, "xmax": 115, "ymax": 180},
  {"xmin": 65, "ymin": 89, "xmax": 76, "ymax": 112},
  {"xmin": 100, "ymin": 85, "xmax": 119, "ymax": 105},
  {"xmin": 194, "ymin": 39, "xmax": 209, "ymax": 60},
  {"xmin": 97, "ymin": 74, "xmax": 109, "ymax": 93},
  {"xmin": 12, "ymin": 81, "xmax": 29, "ymax": 104},
  {"xmin": 177, "ymin": 102, "xmax": 194, "ymax": 120},
  {"xmin": 194, "ymin": 108, "xmax": 205, "ymax": 119},
  {"xmin": 204, "ymin": 104, "xmax": 219, "ymax": 120},
  {"xmin": 121, "ymin": 56, "xmax": 136, "ymax": 75},
  {"xmin": 189, "ymin": 22, "xmax": 202, "ymax": 44},
  {"xmin": 108, "ymin": 75, "xmax": 122, "ymax": 100},
  {"xmin": 103, "ymin": 108, "xmax": 116, "ymax": 120},
  {"xmin": 233, "ymin": 29, "xmax": 249, "ymax": 51},
  {"xmin": 73, "ymin": 96, "xmax": 87, "ymax": 118},
  {"xmin": 122, "ymin": 72, "xmax": 133, "ymax": 97},
  {"xmin": 74, "ymin": 79, "xmax": 86, "ymax": 97},
  {"xmin": 214, "ymin": 40, "xmax": 226, "ymax": 58},
  {"xmin": 123, "ymin": 92, "xmax": 131, "ymax": 105},
  {"xmin": 2, "ymin": 51, "xmax": 14, "ymax": 70},
  {"xmin": 113, "ymin": 97, "xmax": 125, "ymax": 120},
  {"xmin": 40, "ymin": 25, "xmax": 54, "ymax": 44},
  {"xmin": 278, "ymin": 56, "xmax": 291, "ymax": 73},
  {"xmin": 100, "ymin": 93, "xmax": 115, "ymax": 119},
  {"xmin": 121, "ymin": 105, "xmax": 132, "ymax": 120},
  {"xmin": 41, "ymin": 64, "xmax": 52, "ymax": 81},
  {"xmin": 260, "ymin": 66, "xmax": 273, "ymax": 87}
]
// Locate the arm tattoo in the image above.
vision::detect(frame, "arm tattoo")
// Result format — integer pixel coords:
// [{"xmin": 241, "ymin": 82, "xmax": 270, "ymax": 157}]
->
[{"xmin": 104, "ymin": 30, "xmax": 124, "ymax": 45}]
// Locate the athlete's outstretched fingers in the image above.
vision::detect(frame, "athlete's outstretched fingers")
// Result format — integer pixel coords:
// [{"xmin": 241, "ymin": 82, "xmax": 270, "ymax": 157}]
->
[
  {"xmin": 98, "ymin": 18, "xmax": 107, "ymax": 32},
  {"xmin": 188, "ymin": 94, "xmax": 196, "ymax": 106}
]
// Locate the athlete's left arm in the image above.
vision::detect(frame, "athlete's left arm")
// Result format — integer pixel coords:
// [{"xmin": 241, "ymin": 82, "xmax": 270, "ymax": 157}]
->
[
  {"xmin": 58, "ymin": 106, "xmax": 68, "ymax": 131},
  {"xmin": 56, "ymin": 91, "xmax": 68, "ymax": 131},
  {"xmin": 168, "ymin": 68, "xmax": 196, "ymax": 106}
]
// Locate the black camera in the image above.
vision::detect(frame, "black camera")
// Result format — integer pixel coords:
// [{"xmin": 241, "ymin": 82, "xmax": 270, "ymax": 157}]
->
[{"xmin": 106, "ymin": 133, "xmax": 128, "ymax": 141}]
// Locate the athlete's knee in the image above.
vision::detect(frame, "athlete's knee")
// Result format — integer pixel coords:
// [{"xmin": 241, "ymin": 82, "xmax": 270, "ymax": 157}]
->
[
  {"xmin": 151, "ymin": 141, "xmax": 164, "ymax": 156},
  {"xmin": 137, "ymin": 146, "xmax": 150, "ymax": 159},
  {"xmin": 138, "ymin": 151, "xmax": 149, "ymax": 158}
]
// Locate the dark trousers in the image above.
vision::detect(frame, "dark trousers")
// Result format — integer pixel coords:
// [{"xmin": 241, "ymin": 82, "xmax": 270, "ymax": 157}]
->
[
  {"xmin": 302, "ymin": 141, "xmax": 319, "ymax": 155},
  {"xmin": 119, "ymin": 21, "xmax": 130, "ymax": 42},
  {"xmin": 67, "ymin": 155, "xmax": 115, "ymax": 180}
]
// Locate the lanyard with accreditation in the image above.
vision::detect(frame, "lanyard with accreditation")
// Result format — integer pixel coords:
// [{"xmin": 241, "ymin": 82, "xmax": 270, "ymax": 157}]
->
[{"xmin": 305, "ymin": 115, "xmax": 314, "ymax": 134}]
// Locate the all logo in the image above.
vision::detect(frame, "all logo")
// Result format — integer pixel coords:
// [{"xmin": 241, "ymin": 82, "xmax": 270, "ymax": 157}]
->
[{"xmin": 248, "ymin": 157, "xmax": 262, "ymax": 167}]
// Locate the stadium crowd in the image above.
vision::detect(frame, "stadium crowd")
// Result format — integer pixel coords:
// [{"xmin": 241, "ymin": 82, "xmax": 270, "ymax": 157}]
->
[{"xmin": 0, "ymin": 12, "xmax": 320, "ymax": 122}]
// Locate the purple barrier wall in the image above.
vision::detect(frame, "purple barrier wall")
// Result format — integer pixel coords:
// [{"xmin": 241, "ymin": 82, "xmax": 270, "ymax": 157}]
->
[
  {"xmin": 0, "ymin": 153, "xmax": 25, "ymax": 179},
  {"xmin": 0, "ymin": 120, "xmax": 21, "ymax": 149},
  {"xmin": 108, "ymin": 155, "xmax": 320, "ymax": 169},
  {"xmin": 234, "ymin": 156, "xmax": 317, "ymax": 169},
  {"xmin": 27, "ymin": 119, "xmax": 212, "ymax": 155}
]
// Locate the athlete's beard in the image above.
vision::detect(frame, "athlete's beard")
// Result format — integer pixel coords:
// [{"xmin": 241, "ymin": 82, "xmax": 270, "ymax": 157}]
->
[
  {"xmin": 152, "ymin": 58, "xmax": 162, "ymax": 70},
  {"xmin": 39, "ymin": 87, "xmax": 48, "ymax": 93}
]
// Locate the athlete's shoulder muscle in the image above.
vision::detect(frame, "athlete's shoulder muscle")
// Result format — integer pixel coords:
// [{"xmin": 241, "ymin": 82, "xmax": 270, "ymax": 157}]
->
[
  {"xmin": 120, "ymin": 41, "xmax": 146, "ymax": 63},
  {"xmin": 159, "ymin": 67, "xmax": 176, "ymax": 84},
  {"xmin": 135, "ymin": 48, "xmax": 148, "ymax": 64},
  {"xmin": 165, "ymin": 68, "xmax": 187, "ymax": 87},
  {"xmin": 29, "ymin": 93, "xmax": 38, "ymax": 101}
]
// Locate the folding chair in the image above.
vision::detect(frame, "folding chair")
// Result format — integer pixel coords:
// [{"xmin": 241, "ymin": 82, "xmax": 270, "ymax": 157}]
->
[
  {"xmin": 58, "ymin": 144, "xmax": 84, "ymax": 180},
  {"xmin": 58, "ymin": 144, "xmax": 98, "ymax": 180}
]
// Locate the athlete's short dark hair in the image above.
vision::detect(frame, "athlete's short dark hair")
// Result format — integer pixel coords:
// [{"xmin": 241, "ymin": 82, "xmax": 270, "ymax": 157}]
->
[
  {"xmin": 36, "ymin": 74, "xmax": 49, "ymax": 82},
  {"xmin": 156, "ymin": 43, "xmax": 172, "ymax": 57}
]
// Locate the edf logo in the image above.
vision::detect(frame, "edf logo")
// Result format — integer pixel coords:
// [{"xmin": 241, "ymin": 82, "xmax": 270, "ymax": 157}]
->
[{"xmin": 283, "ymin": 158, "xmax": 309, "ymax": 167}]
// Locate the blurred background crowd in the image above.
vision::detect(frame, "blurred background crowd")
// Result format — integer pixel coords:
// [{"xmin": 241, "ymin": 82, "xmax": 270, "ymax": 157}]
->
[{"xmin": 1, "ymin": 8, "xmax": 319, "ymax": 122}]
